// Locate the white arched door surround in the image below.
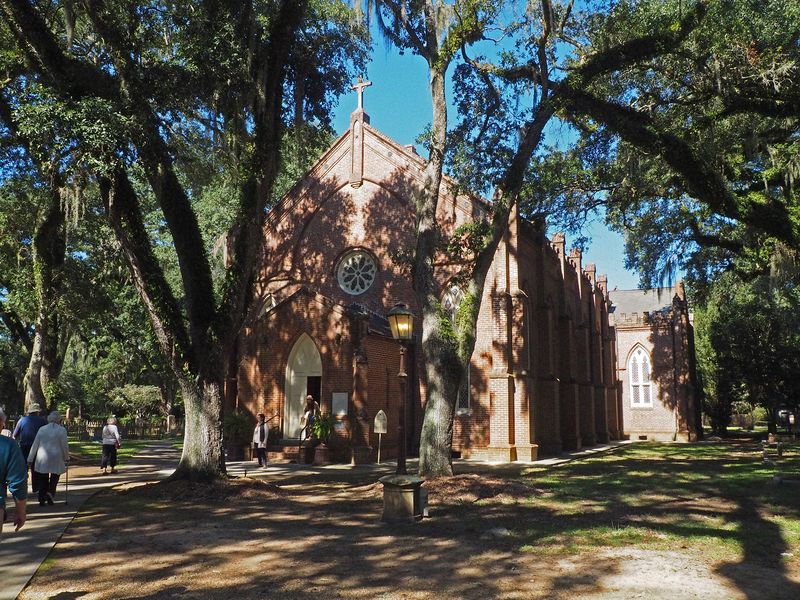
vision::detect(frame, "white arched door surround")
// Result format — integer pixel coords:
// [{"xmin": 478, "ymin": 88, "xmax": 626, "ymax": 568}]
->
[
  {"xmin": 628, "ymin": 345, "xmax": 653, "ymax": 407},
  {"xmin": 284, "ymin": 334, "xmax": 322, "ymax": 438}
]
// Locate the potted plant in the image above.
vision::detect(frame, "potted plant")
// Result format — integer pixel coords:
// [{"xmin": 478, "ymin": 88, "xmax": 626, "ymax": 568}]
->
[
  {"xmin": 223, "ymin": 409, "xmax": 252, "ymax": 461},
  {"xmin": 304, "ymin": 412, "xmax": 335, "ymax": 464}
]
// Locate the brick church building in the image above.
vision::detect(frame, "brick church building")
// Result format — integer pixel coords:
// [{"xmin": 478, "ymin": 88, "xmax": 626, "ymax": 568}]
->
[
  {"xmin": 230, "ymin": 86, "xmax": 700, "ymax": 462},
  {"xmin": 609, "ymin": 285, "xmax": 703, "ymax": 442}
]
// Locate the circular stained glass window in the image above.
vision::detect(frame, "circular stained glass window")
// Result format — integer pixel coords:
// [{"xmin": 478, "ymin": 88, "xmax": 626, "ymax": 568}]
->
[{"xmin": 337, "ymin": 250, "xmax": 377, "ymax": 295}]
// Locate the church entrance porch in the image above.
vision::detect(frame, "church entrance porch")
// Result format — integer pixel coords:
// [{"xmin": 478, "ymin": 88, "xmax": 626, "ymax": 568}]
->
[{"xmin": 284, "ymin": 333, "xmax": 322, "ymax": 439}]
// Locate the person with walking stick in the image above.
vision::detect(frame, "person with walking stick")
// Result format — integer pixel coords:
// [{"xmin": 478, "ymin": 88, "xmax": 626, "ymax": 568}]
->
[{"xmin": 27, "ymin": 411, "xmax": 69, "ymax": 506}]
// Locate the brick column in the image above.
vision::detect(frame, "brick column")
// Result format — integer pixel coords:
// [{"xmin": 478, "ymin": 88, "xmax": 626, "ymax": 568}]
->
[
  {"xmin": 534, "ymin": 303, "xmax": 561, "ymax": 455},
  {"xmin": 598, "ymin": 276, "xmax": 619, "ymax": 440},
  {"xmin": 593, "ymin": 321, "xmax": 610, "ymax": 444},
  {"xmin": 486, "ymin": 277, "xmax": 517, "ymax": 461},
  {"xmin": 577, "ymin": 321, "xmax": 596, "ymax": 447},
  {"xmin": 348, "ymin": 310, "xmax": 372, "ymax": 463},
  {"xmin": 559, "ymin": 314, "xmax": 581, "ymax": 450},
  {"xmin": 511, "ymin": 293, "xmax": 537, "ymax": 461}
]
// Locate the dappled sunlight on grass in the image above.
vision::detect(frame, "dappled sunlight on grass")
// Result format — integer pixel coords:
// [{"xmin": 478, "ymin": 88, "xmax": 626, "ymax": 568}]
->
[
  {"xmin": 68, "ymin": 438, "xmax": 162, "ymax": 463},
  {"xmin": 18, "ymin": 440, "xmax": 800, "ymax": 600},
  {"xmin": 503, "ymin": 441, "xmax": 800, "ymax": 581}
]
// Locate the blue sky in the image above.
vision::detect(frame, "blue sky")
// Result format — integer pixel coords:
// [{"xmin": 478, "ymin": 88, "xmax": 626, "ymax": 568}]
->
[{"xmin": 330, "ymin": 44, "xmax": 642, "ymax": 291}]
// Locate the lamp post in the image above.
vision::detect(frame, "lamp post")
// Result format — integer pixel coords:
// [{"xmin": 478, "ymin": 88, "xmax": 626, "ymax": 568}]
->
[{"xmin": 387, "ymin": 302, "xmax": 414, "ymax": 475}]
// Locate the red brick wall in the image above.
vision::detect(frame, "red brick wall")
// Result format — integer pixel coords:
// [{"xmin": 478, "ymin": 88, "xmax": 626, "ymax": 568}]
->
[{"xmin": 237, "ymin": 121, "xmax": 626, "ymax": 461}]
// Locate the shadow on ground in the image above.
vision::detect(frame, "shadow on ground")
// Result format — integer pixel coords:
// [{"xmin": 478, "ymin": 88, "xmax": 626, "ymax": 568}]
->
[{"xmin": 18, "ymin": 440, "xmax": 800, "ymax": 600}]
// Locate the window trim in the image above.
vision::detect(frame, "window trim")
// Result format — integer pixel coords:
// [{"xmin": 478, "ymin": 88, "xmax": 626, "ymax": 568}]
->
[
  {"xmin": 336, "ymin": 249, "xmax": 377, "ymax": 296},
  {"xmin": 628, "ymin": 346, "xmax": 653, "ymax": 408}
]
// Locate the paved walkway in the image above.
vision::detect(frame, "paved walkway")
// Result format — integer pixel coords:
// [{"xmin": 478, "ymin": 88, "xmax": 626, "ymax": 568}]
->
[
  {"xmin": 1, "ymin": 439, "xmax": 629, "ymax": 599},
  {"xmin": 0, "ymin": 442, "xmax": 181, "ymax": 600}
]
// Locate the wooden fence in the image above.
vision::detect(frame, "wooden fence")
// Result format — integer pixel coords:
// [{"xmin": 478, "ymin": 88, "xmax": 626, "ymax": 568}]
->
[{"xmin": 66, "ymin": 419, "xmax": 182, "ymax": 441}]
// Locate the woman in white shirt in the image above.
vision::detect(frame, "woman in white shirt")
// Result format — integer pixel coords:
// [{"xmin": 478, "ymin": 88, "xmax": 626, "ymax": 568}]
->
[
  {"xmin": 101, "ymin": 417, "xmax": 122, "ymax": 475},
  {"xmin": 27, "ymin": 411, "xmax": 69, "ymax": 505},
  {"xmin": 252, "ymin": 413, "xmax": 269, "ymax": 468}
]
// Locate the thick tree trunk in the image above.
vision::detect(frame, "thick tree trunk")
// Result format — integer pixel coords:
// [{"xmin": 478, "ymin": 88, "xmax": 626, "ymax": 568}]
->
[
  {"xmin": 23, "ymin": 187, "xmax": 65, "ymax": 412},
  {"xmin": 102, "ymin": 172, "xmax": 228, "ymax": 478},
  {"xmin": 172, "ymin": 370, "xmax": 226, "ymax": 480},
  {"xmin": 416, "ymin": 64, "xmax": 460, "ymax": 477},
  {"xmin": 418, "ymin": 336, "xmax": 462, "ymax": 476}
]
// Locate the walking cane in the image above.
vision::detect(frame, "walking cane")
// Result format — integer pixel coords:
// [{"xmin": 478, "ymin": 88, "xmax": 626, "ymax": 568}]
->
[{"xmin": 64, "ymin": 462, "xmax": 69, "ymax": 505}]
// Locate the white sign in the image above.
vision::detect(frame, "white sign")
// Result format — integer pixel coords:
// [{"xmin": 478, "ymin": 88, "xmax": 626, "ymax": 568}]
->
[
  {"xmin": 332, "ymin": 392, "xmax": 348, "ymax": 416},
  {"xmin": 374, "ymin": 409, "xmax": 388, "ymax": 434}
]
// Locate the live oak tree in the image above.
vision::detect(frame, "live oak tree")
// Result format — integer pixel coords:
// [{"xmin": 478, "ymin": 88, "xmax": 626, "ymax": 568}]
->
[
  {"xmin": 1, "ymin": 0, "xmax": 367, "ymax": 480},
  {"xmin": 366, "ymin": 0, "xmax": 711, "ymax": 476},
  {"xmin": 694, "ymin": 270, "xmax": 800, "ymax": 435},
  {"xmin": 541, "ymin": 0, "xmax": 800, "ymax": 288},
  {"xmin": 513, "ymin": 1, "xmax": 800, "ymax": 437},
  {"xmin": 0, "ymin": 98, "xmax": 71, "ymax": 413}
]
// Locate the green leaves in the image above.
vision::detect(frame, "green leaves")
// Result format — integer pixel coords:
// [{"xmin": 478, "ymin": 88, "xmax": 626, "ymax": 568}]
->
[{"xmin": 694, "ymin": 266, "xmax": 800, "ymax": 433}]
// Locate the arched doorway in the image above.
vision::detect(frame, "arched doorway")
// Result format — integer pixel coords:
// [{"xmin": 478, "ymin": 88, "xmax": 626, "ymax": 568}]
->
[{"xmin": 284, "ymin": 334, "xmax": 322, "ymax": 438}]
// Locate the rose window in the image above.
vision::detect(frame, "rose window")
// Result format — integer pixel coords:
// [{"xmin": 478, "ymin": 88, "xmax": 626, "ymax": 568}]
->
[{"xmin": 337, "ymin": 250, "xmax": 377, "ymax": 295}]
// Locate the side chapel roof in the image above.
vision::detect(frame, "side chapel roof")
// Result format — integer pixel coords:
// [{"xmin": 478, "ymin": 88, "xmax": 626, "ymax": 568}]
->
[{"xmin": 608, "ymin": 287, "xmax": 677, "ymax": 316}]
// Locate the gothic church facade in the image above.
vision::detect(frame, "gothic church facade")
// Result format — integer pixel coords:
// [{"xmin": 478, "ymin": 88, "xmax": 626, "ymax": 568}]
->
[{"xmin": 231, "ymin": 95, "xmax": 698, "ymax": 462}]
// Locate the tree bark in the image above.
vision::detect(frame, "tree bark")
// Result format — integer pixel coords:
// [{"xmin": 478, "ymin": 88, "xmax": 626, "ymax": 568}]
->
[
  {"xmin": 23, "ymin": 185, "xmax": 66, "ymax": 412},
  {"xmin": 414, "ymin": 53, "xmax": 461, "ymax": 477}
]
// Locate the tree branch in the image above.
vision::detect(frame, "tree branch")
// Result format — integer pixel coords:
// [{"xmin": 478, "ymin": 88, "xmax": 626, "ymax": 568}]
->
[
  {"xmin": 0, "ymin": 0, "xmax": 118, "ymax": 101},
  {"xmin": 83, "ymin": 0, "xmax": 217, "ymax": 349},
  {"xmin": 572, "ymin": 0, "xmax": 708, "ymax": 83},
  {"xmin": 216, "ymin": 0, "xmax": 307, "ymax": 347},
  {"xmin": 557, "ymin": 87, "xmax": 800, "ymax": 246},
  {"xmin": 0, "ymin": 305, "xmax": 32, "ymax": 352},
  {"xmin": 100, "ymin": 170, "xmax": 193, "ymax": 375}
]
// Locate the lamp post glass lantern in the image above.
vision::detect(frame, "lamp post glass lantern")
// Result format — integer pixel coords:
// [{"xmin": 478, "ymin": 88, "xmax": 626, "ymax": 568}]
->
[
  {"xmin": 387, "ymin": 303, "xmax": 414, "ymax": 474},
  {"xmin": 387, "ymin": 303, "xmax": 414, "ymax": 341}
]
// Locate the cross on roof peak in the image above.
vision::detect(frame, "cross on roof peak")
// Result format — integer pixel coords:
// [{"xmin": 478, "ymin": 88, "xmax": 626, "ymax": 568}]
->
[{"xmin": 351, "ymin": 77, "xmax": 372, "ymax": 110}]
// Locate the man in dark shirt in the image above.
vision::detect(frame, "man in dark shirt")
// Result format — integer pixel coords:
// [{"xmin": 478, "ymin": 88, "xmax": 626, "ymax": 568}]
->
[{"xmin": 12, "ymin": 404, "xmax": 47, "ymax": 492}]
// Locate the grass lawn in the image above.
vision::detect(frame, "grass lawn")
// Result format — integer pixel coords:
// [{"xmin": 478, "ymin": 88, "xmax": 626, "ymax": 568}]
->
[
  {"xmin": 67, "ymin": 438, "xmax": 161, "ymax": 463},
  {"xmin": 511, "ymin": 441, "xmax": 800, "ymax": 562},
  {"xmin": 20, "ymin": 439, "xmax": 800, "ymax": 599}
]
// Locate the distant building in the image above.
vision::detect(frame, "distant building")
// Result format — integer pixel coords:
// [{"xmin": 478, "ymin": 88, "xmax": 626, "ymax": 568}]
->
[{"xmin": 609, "ymin": 284, "xmax": 702, "ymax": 441}]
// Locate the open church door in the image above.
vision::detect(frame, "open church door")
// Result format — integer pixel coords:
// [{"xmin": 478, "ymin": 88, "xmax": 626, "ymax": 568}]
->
[{"xmin": 284, "ymin": 334, "xmax": 322, "ymax": 438}]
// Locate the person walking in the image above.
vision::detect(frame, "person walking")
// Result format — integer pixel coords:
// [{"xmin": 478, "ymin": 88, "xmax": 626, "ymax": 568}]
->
[
  {"xmin": 27, "ymin": 411, "xmax": 69, "ymax": 506},
  {"xmin": 1, "ymin": 408, "xmax": 27, "ymax": 536},
  {"xmin": 252, "ymin": 413, "xmax": 269, "ymax": 468},
  {"xmin": 12, "ymin": 404, "xmax": 47, "ymax": 493},
  {"xmin": 100, "ymin": 416, "xmax": 122, "ymax": 475}
]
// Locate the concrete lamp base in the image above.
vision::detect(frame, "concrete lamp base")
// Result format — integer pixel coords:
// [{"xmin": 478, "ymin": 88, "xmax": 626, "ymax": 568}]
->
[{"xmin": 379, "ymin": 475, "xmax": 423, "ymax": 523}]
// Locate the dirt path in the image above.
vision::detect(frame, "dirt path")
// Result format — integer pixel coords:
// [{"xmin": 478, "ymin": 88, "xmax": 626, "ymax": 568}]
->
[
  {"xmin": 17, "ymin": 469, "xmax": 798, "ymax": 600},
  {"xmin": 0, "ymin": 442, "xmax": 180, "ymax": 600}
]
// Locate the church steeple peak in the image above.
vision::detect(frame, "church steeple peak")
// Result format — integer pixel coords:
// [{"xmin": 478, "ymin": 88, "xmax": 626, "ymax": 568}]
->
[{"xmin": 349, "ymin": 76, "xmax": 371, "ymax": 188}]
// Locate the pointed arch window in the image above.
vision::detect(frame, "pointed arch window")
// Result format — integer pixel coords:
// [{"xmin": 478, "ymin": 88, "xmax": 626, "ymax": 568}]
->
[
  {"xmin": 442, "ymin": 283, "xmax": 471, "ymax": 412},
  {"xmin": 629, "ymin": 347, "xmax": 653, "ymax": 407},
  {"xmin": 442, "ymin": 284, "xmax": 465, "ymax": 323}
]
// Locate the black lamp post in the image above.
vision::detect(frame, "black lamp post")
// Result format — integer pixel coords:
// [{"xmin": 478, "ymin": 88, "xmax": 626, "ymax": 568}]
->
[{"xmin": 387, "ymin": 302, "xmax": 414, "ymax": 475}]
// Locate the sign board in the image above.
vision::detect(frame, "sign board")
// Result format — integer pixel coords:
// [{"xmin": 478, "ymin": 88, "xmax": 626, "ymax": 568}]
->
[
  {"xmin": 332, "ymin": 392, "xmax": 348, "ymax": 417},
  {"xmin": 374, "ymin": 409, "xmax": 388, "ymax": 434}
]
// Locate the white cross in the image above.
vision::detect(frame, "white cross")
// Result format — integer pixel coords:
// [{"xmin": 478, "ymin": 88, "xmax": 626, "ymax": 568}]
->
[{"xmin": 351, "ymin": 77, "xmax": 372, "ymax": 110}]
